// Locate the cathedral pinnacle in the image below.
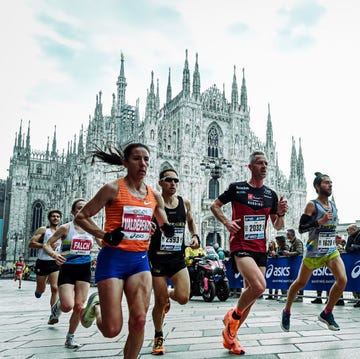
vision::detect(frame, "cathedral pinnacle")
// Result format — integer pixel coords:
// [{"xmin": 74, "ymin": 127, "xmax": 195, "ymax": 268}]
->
[
  {"xmin": 231, "ymin": 66, "xmax": 238, "ymax": 110},
  {"xmin": 182, "ymin": 49, "xmax": 190, "ymax": 97},
  {"xmin": 192, "ymin": 52, "xmax": 201, "ymax": 101},
  {"xmin": 240, "ymin": 68, "xmax": 248, "ymax": 110},
  {"xmin": 166, "ymin": 67, "xmax": 172, "ymax": 103},
  {"xmin": 117, "ymin": 52, "xmax": 127, "ymax": 112}
]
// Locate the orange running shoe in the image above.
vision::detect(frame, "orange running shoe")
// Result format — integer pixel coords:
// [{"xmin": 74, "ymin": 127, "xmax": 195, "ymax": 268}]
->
[
  {"xmin": 151, "ymin": 335, "xmax": 165, "ymax": 355},
  {"xmin": 223, "ymin": 336, "xmax": 245, "ymax": 355},
  {"xmin": 222, "ymin": 309, "xmax": 241, "ymax": 350}
]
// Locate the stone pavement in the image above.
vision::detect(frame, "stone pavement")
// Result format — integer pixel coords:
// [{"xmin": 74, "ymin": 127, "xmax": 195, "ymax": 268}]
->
[{"xmin": 1, "ymin": 279, "xmax": 360, "ymax": 358}]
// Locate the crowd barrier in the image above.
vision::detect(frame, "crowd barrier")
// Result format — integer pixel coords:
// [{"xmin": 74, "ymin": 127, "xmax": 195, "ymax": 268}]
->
[{"xmin": 225, "ymin": 252, "xmax": 360, "ymax": 292}]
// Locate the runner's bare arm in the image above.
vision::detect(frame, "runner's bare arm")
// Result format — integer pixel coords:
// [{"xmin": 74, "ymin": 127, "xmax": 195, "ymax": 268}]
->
[
  {"xmin": 28, "ymin": 227, "xmax": 46, "ymax": 249},
  {"xmin": 184, "ymin": 198, "xmax": 197, "ymax": 236},
  {"xmin": 153, "ymin": 190, "xmax": 169, "ymax": 227},
  {"xmin": 75, "ymin": 180, "xmax": 119, "ymax": 239},
  {"xmin": 43, "ymin": 224, "xmax": 69, "ymax": 264},
  {"xmin": 210, "ymin": 199, "xmax": 241, "ymax": 234}
]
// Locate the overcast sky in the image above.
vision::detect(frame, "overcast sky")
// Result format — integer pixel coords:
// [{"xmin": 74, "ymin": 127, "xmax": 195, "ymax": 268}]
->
[{"xmin": 1, "ymin": 0, "xmax": 359, "ymax": 223}]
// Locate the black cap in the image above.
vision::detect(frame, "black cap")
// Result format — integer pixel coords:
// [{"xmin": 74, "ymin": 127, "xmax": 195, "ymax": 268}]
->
[{"xmin": 275, "ymin": 235, "xmax": 286, "ymax": 242}]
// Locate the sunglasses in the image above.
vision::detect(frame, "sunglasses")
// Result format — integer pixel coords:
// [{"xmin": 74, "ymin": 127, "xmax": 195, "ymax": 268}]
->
[{"xmin": 160, "ymin": 177, "xmax": 179, "ymax": 183}]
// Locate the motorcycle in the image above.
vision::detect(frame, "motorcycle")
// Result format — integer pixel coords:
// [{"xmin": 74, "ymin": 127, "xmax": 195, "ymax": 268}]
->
[{"xmin": 189, "ymin": 246, "xmax": 230, "ymax": 302}]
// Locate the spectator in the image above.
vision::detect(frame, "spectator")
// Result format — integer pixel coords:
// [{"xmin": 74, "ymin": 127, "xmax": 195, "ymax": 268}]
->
[
  {"xmin": 275, "ymin": 235, "xmax": 289, "ymax": 301},
  {"xmin": 283, "ymin": 229, "xmax": 304, "ymax": 302},
  {"xmin": 346, "ymin": 224, "xmax": 360, "ymax": 307},
  {"xmin": 213, "ymin": 242, "xmax": 226, "ymax": 260},
  {"xmin": 185, "ymin": 235, "xmax": 205, "ymax": 267},
  {"xmin": 266, "ymin": 240, "xmax": 278, "ymax": 300}
]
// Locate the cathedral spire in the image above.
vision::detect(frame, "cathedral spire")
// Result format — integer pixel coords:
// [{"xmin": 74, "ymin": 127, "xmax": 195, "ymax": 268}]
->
[
  {"xmin": 290, "ymin": 136, "xmax": 297, "ymax": 179},
  {"xmin": 51, "ymin": 125, "xmax": 57, "ymax": 156},
  {"xmin": 46, "ymin": 136, "xmax": 50, "ymax": 159},
  {"xmin": 145, "ymin": 71, "xmax": 157, "ymax": 120},
  {"xmin": 240, "ymin": 68, "xmax": 248, "ymax": 110},
  {"xmin": 26, "ymin": 121, "xmax": 31, "ymax": 153},
  {"xmin": 116, "ymin": 52, "xmax": 127, "ymax": 112},
  {"xmin": 297, "ymin": 138, "xmax": 305, "ymax": 179},
  {"xmin": 111, "ymin": 93, "xmax": 116, "ymax": 118},
  {"xmin": 266, "ymin": 103, "xmax": 273, "ymax": 147},
  {"xmin": 192, "ymin": 52, "xmax": 201, "ymax": 101},
  {"xmin": 150, "ymin": 71, "xmax": 155, "ymax": 96},
  {"xmin": 17, "ymin": 120, "xmax": 23, "ymax": 148},
  {"xmin": 166, "ymin": 67, "xmax": 172, "ymax": 103},
  {"xmin": 78, "ymin": 125, "xmax": 84, "ymax": 156},
  {"xmin": 156, "ymin": 78, "xmax": 160, "ymax": 110},
  {"xmin": 182, "ymin": 49, "xmax": 190, "ymax": 98},
  {"xmin": 231, "ymin": 66, "xmax": 238, "ymax": 110},
  {"xmin": 73, "ymin": 134, "xmax": 77, "ymax": 154}
]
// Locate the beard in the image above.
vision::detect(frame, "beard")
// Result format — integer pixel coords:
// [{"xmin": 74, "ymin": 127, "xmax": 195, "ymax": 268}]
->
[{"xmin": 319, "ymin": 188, "xmax": 331, "ymax": 197}]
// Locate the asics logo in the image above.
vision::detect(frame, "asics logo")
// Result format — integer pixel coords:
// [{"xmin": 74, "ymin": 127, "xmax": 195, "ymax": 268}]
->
[{"xmin": 351, "ymin": 260, "xmax": 360, "ymax": 279}]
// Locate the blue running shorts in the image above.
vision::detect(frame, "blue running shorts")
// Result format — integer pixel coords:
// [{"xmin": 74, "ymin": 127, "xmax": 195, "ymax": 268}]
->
[{"xmin": 95, "ymin": 246, "xmax": 150, "ymax": 283}]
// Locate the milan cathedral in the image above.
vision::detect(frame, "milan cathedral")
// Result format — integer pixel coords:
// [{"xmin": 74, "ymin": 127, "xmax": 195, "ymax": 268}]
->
[{"xmin": 1, "ymin": 50, "xmax": 307, "ymax": 264}]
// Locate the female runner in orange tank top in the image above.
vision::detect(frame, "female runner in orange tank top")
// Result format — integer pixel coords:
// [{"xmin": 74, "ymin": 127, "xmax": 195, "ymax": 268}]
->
[{"xmin": 75, "ymin": 143, "xmax": 172, "ymax": 359}]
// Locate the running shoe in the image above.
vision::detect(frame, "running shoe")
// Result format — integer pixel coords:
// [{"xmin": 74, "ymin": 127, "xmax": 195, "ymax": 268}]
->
[
  {"xmin": 222, "ymin": 309, "xmax": 241, "ymax": 351},
  {"xmin": 222, "ymin": 336, "xmax": 245, "ymax": 355},
  {"xmin": 34, "ymin": 291, "xmax": 42, "ymax": 298},
  {"xmin": 151, "ymin": 335, "xmax": 165, "ymax": 355},
  {"xmin": 318, "ymin": 310, "xmax": 340, "ymax": 331},
  {"xmin": 51, "ymin": 298, "xmax": 62, "ymax": 318},
  {"xmin": 354, "ymin": 301, "xmax": 360, "ymax": 308},
  {"xmin": 81, "ymin": 292, "xmax": 99, "ymax": 328},
  {"xmin": 65, "ymin": 335, "xmax": 81, "ymax": 349},
  {"xmin": 281, "ymin": 310, "xmax": 290, "ymax": 332},
  {"xmin": 48, "ymin": 314, "xmax": 59, "ymax": 325},
  {"xmin": 164, "ymin": 298, "xmax": 171, "ymax": 314},
  {"xmin": 311, "ymin": 298, "xmax": 322, "ymax": 304}
]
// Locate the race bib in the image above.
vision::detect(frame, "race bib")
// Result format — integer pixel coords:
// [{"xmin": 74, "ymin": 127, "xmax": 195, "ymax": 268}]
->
[
  {"xmin": 70, "ymin": 237, "xmax": 92, "ymax": 255},
  {"xmin": 318, "ymin": 231, "xmax": 336, "ymax": 253},
  {"xmin": 244, "ymin": 215, "xmax": 265, "ymax": 240},
  {"xmin": 160, "ymin": 227, "xmax": 184, "ymax": 251},
  {"xmin": 122, "ymin": 206, "xmax": 153, "ymax": 240}
]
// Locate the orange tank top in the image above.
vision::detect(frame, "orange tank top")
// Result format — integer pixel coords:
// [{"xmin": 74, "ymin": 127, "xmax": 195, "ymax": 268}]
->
[{"xmin": 104, "ymin": 178, "xmax": 157, "ymax": 252}]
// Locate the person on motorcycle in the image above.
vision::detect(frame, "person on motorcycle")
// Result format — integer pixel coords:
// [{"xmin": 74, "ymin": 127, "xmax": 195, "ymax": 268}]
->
[
  {"xmin": 148, "ymin": 168, "xmax": 198, "ymax": 355},
  {"xmin": 185, "ymin": 235, "xmax": 205, "ymax": 268},
  {"xmin": 210, "ymin": 150, "xmax": 287, "ymax": 355}
]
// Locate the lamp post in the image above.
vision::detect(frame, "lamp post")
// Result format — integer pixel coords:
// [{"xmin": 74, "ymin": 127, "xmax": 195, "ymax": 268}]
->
[
  {"xmin": 200, "ymin": 156, "xmax": 232, "ymax": 245},
  {"xmin": 12, "ymin": 232, "xmax": 23, "ymax": 263}
]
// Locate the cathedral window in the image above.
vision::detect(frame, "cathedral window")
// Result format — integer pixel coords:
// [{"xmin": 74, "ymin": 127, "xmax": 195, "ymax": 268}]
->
[
  {"xmin": 31, "ymin": 202, "xmax": 43, "ymax": 233},
  {"xmin": 208, "ymin": 127, "xmax": 219, "ymax": 157},
  {"xmin": 209, "ymin": 178, "xmax": 219, "ymax": 199},
  {"xmin": 36, "ymin": 164, "xmax": 42, "ymax": 175}
]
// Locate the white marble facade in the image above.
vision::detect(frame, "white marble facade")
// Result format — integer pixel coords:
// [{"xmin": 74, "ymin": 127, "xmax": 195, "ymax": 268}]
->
[{"xmin": 3, "ymin": 51, "xmax": 307, "ymax": 264}]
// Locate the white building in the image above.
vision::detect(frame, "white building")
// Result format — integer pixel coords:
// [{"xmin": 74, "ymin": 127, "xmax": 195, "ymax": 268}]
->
[{"xmin": 1, "ymin": 51, "xmax": 307, "ymax": 264}]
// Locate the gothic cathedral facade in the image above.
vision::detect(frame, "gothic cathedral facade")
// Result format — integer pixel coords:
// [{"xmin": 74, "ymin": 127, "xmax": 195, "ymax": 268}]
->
[{"xmin": 2, "ymin": 51, "xmax": 307, "ymax": 264}]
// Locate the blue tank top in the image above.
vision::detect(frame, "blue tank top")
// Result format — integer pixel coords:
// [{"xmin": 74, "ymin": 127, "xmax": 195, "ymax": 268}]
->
[
  {"xmin": 61, "ymin": 221, "xmax": 93, "ymax": 264},
  {"xmin": 305, "ymin": 200, "xmax": 337, "ymax": 258}
]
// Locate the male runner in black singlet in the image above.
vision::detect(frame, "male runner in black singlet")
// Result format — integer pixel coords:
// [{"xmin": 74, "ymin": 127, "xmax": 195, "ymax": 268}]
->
[
  {"xmin": 211, "ymin": 150, "xmax": 287, "ymax": 355},
  {"xmin": 148, "ymin": 168, "xmax": 197, "ymax": 355}
]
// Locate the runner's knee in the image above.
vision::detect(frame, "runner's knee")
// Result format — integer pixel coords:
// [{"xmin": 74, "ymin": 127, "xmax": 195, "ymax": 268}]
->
[
  {"xmin": 128, "ymin": 312, "xmax": 146, "ymax": 333},
  {"xmin": 175, "ymin": 291, "xmax": 189, "ymax": 305}
]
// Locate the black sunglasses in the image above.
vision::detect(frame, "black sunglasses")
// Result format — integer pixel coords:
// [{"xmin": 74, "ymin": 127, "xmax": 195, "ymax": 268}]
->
[{"xmin": 160, "ymin": 177, "xmax": 179, "ymax": 183}]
